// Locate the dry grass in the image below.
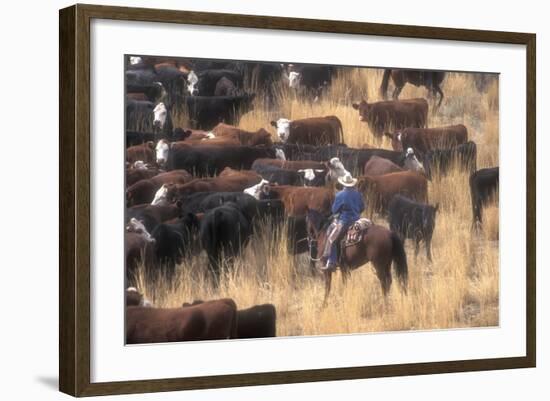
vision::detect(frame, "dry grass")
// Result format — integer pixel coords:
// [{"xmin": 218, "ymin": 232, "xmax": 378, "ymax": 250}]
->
[{"xmin": 133, "ymin": 68, "xmax": 499, "ymax": 336}]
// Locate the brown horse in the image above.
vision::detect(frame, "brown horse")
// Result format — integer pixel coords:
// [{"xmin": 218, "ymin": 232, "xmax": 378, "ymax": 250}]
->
[
  {"xmin": 306, "ymin": 209, "xmax": 408, "ymax": 306},
  {"xmin": 380, "ymin": 69, "xmax": 446, "ymax": 108}
]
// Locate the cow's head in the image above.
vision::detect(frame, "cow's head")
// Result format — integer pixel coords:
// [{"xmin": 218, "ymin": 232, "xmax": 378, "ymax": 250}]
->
[
  {"xmin": 288, "ymin": 71, "xmax": 301, "ymax": 89},
  {"xmin": 352, "ymin": 100, "xmax": 369, "ymax": 122},
  {"xmin": 129, "ymin": 56, "xmax": 142, "ymax": 65},
  {"xmin": 326, "ymin": 157, "xmax": 350, "ymax": 183},
  {"xmin": 243, "ymin": 179, "xmax": 270, "ymax": 200},
  {"xmin": 151, "ymin": 184, "xmax": 170, "ymax": 206},
  {"xmin": 270, "ymin": 118, "xmax": 291, "ymax": 142},
  {"xmin": 155, "ymin": 139, "xmax": 170, "ymax": 166},
  {"xmin": 422, "ymin": 204, "xmax": 439, "ymax": 232},
  {"xmin": 297, "ymin": 168, "xmax": 327, "ymax": 187},
  {"xmin": 186, "ymin": 70, "xmax": 199, "ymax": 95},
  {"xmin": 126, "ymin": 218, "xmax": 155, "ymax": 243},
  {"xmin": 153, "ymin": 102, "xmax": 168, "ymax": 130},
  {"xmin": 404, "ymin": 148, "xmax": 425, "ymax": 175},
  {"xmin": 384, "ymin": 131, "xmax": 405, "ymax": 151},
  {"xmin": 132, "ymin": 160, "xmax": 148, "ymax": 170}
]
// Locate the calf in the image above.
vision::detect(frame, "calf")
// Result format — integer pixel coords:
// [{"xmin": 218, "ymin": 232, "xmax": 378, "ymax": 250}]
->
[
  {"xmin": 358, "ymin": 171, "xmax": 428, "ymax": 214},
  {"xmin": 385, "ymin": 124, "xmax": 468, "ymax": 155},
  {"xmin": 235, "ymin": 304, "xmax": 277, "ymax": 338},
  {"xmin": 352, "ymin": 98, "xmax": 428, "ymax": 138},
  {"xmin": 423, "ymin": 141, "xmax": 477, "ymax": 179},
  {"xmin": 388, "ymin": 195, "xmax": 438, "ymax": 261},
  {"xmin": 200, "ymin": 203, "xmax": 253, "ymax": 278},
  {"xmin": 126, "ymin": 299, "xmax": 238, "ymax": 344},
  {"xmin": 126, "ymin": 141, "xmax": 155, "ymax": 164},
  {"xmin": 147, "ymin": 213, "xmax": 200, "ymax": 277},
  {"xmin": 270, "ymin": 116, "xmax": 344, "ymax": 145},
  {"xmin": 211, "ymin": 123, "xmax": 273, "ymax": 147},
  {"xmin": 260, "ymin": 184, "xmax": 334, "ymax": 216},
  {"xmin": 469, "ymin": 167, "xmax": 499, "ymax": 225},
  {"xmin": 126, "ymin": 170, "xmax": 192, "ymax": 206}
]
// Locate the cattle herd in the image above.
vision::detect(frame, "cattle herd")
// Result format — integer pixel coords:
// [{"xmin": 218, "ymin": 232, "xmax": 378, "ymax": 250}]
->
[{"xmin": 124, "ymin": 56, "xmax": 500, "ymax": 344}]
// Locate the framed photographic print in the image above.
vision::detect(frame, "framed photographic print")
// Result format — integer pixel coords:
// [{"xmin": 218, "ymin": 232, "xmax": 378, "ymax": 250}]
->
[{"xmin": 59, "ymin": 4, "xmax": 536, "ymax": 397}]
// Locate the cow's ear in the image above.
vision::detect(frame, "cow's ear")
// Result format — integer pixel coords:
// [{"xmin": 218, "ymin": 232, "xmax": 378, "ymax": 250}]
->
[
  {"xmin": 352, "ymin": 103, "xmax": 359, "ymax": 110},
  {"xmin": 270, "ymin": 121, "xmax": 277, "ymax": 128},
  {"xmin": 383, "ymin": 132, "xmax": 393, "ymax": 139}
]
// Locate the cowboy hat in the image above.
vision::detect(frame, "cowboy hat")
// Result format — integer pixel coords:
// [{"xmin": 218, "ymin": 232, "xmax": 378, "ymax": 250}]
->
[{"xmin": 338, "ymin": 172, "xmax": 358, "ymax": 187}]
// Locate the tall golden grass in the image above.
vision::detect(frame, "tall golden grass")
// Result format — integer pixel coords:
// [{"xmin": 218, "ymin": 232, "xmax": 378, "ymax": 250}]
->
[{"xmin": 133, "ymin": 68, "xmax": 499, "ymax": 336}]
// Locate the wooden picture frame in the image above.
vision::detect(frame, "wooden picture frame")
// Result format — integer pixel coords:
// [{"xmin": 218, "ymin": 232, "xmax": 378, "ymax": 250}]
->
[{"xmin": 59, "ymin": 3, "xmax": 536, "ymax": 397}]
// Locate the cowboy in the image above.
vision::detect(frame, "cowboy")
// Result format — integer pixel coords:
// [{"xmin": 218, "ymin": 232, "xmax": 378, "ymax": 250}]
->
[{"xmin": 321, "ymin": 173, "xmax": 365, "ymax": 271}]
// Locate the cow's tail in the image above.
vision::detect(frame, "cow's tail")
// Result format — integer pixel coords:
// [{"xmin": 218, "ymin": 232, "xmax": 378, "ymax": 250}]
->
[
  {"xmin": 390, "ymin": 231, "xmax": 408, "ymax": 293},
  {"xmin": 380, "ymin": 69, "xmax": 392, "ymax": 99}
]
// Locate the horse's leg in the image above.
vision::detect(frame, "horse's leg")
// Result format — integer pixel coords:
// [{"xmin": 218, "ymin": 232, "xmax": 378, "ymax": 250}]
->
[
  {"xmin": 374, "ymin": 261, "xmax": 392, "ymax": 297},
  {"xmin": 341, "ymin": 267, "xmax": 351, "ymax": 286},
  {"xmin": 435, "ymin": 85, "xmax": 444, "ymax": 108},
  {"xmin": 322, "ymin": 270, "xmax": 333, "ymax": 308},
  {"xmin": 425, "ymin": 235, "xmax": 433, "ymax": 263},
  {"xmin": 392, "ymin": 85, "xmax": 403, "ymax": 100}
]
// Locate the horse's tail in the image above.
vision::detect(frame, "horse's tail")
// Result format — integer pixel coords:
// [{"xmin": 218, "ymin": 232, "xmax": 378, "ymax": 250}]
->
[
  {"xmin": 380, "ymin": 69, "xmax": 392, "ymax": 99},
  {"xmin": 390, "ymin": 231, "xmax": 408, "ymax": 292}
]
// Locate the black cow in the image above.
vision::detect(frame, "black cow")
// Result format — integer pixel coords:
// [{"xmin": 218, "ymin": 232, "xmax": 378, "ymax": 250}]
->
[
  {"xmin": 147, "ymin": 213, "xmax": 200, "ymax": 277},
  {"xmin": 190, "ymin": 69, "xmax": 243, "ymax": 96},
  {"xmin": 469, "ymin": 167, "xmax": 499, "ymax": 225},
  {"xmin": 126, "ymin": 66, "xmax": 186, "ymax": 107},
  {"xmin": 126, "ymin": 82, "xmax": 165, "ymax": 102},
  {"xmin": 423, "ymin": 141, "xmax": 477, "ymax": 179},
  {"xmin": 199, "ymin": 192, "xmax": 285, "ymax": 223},
  {"xmin": 166, "ymin": 145, "xmax": 275, "ymax": 176},
  {"xmin": 252, "ymin": 164, "xmax": 302, "ymax": 186},
  {"xmin": 388, "ymin": 195, "xmax": 439, "ymax": 261},
  {"xmin": 236, "ymin": 304, "xmax": 277, "ymax": 338},
  {"xmin": 286, "ymin": 64, "xmax": 334, "ymax": 98},
  {"xmin": 126, "ymin": 99, "xmax": 154, "ymax": 133},
  {"xmin": 199, "ymin": 202, "xmax": 253, "ymax": 278},
  {"xmin": 178, "ymin": 94, "xmax": 255, "ymax": 130}
]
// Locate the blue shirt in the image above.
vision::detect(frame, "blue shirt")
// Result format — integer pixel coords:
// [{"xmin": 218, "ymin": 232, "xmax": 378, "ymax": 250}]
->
[{"xmin": 332, "ymin": 188, "xmax": 365, "ymax": 224}]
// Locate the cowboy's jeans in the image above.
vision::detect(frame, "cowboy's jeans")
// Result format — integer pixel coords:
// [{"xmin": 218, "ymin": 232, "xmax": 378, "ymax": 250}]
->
[{"xmin": 323, "ymin": 220, "xmax": 350, "ymax": 265}]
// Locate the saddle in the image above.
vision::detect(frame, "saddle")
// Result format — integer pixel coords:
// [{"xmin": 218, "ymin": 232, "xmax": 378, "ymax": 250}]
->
[{"xmin": 341, "ymin": 218, "xmax": 373, "ymax": 248}]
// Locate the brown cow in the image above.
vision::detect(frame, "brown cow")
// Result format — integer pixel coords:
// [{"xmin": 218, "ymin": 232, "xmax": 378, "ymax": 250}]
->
[
  {"xmin": 126, "ymin": 299, "xmax": 238, "ymax": 344},
  {"xmin": 127, "ymin": 141, "xmax": 155, "ymax": 164},
  {"xmin": 352, "ymin": 98, "xmax": 428, "ymax": 138},
  {"xmin": 358, "ymin": 171, "xmax": 428, "ymax": 214},
  {"xmin": 126, "ymin": 167, "xmax": 163, "ymax": 187},
  {"xmin": 262, "ymin": 185, "xmax": 334, "ymax": 216},
  {"xmin": 168, "ymin": 170, "xmax": 262, "ymax": 198},
  {"xmin": 270, "ymin": 116, "xmax": 344, "ymax": 145},
  {"xmin": 384, "ymin": 124, "xmax": 468, "ymax": 154},
  {"xmin": 182, "ymin": 301, "xmax": 277, "ymax": 339},
  {"xmin": 212, "ymin": 123, "xmax": 274, "ymax": 147},
  {"xmin": 126, "ymin": 170, "xmax": 193, "ymax": 206},
  {"xmin": 364, "ymin": 156, "xmax": 405, "ymax": 176}
]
